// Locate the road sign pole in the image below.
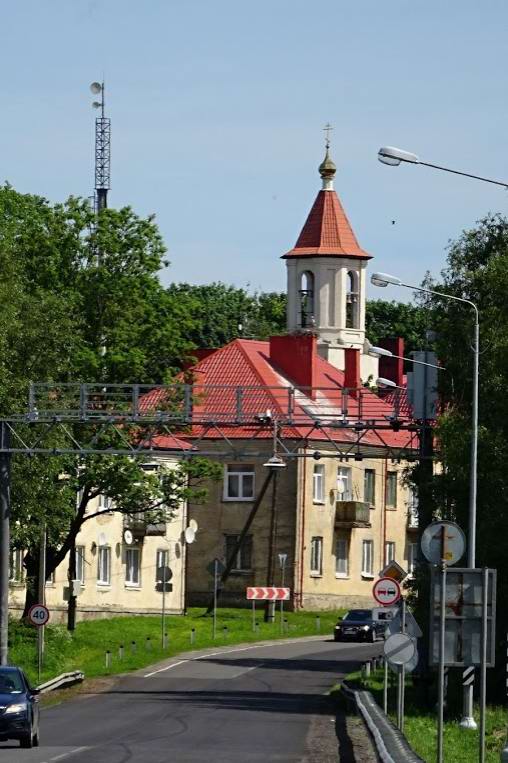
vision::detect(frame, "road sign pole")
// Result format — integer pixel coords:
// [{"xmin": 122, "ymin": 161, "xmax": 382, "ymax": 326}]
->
[
  {"xmin": 0, "ymin": 423, "xmax": 11, "ymax": 666},
  {"xmin": 38, "ymin": 523, "xmax": 46, "ymax": 682},
  {"xmin": 252, "ymin": 600, "xmax": 256, "ymax": 632},
  {"xmin": 400, "ymin": 598, "xmax": 406, "ymax": 733},
  {"xmin": 280, "ymin": 559, "xmax": 286, "ymax": 635},
  {"xmin": 437, "ymin": 560, "xmax": 447, "ymax": 763},
  {"xmin": 161, "ymin": 562, "xmax": 166, "ymax": 648},
  {"xmin": 213, "ymin": 558, "xmax": 218, "ymax": 640},
  {"xmin": 479, "ymin": 567, "xmax": 488, "ymax": 763},
  {"xmin": 383, "ymin": 657, "xmax": 388, "ymax": 714}
]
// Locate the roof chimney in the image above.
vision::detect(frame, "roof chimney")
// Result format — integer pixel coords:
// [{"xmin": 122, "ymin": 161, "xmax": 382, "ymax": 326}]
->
[
  {"xmin": 378, "ymin": 338, "xmax": 404, "ymax": 387},
  {"xmin": 269, "ymin": 334, "xmax": 317, "ymax": 398},
  {"xmin": 344, "ymin": 348, "xmax": 361, "ymax": 393}
]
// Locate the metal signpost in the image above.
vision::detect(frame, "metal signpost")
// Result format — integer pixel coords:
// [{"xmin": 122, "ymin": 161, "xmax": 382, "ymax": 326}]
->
[
  {"xmin": 207, "ymin": 558, "xmax": 225, "ymax": 639},
  {"xmin": 247, "ymin": 587, "xmax": 290, "ymax": 631},
  {"xmin": 27, "ymin": 604, "xmax": 50, "ymax": 682},
  {"xmin": 156, "ymin": 565, "xmax": 172, "ymax": 648},
  {"xmin": 278, "ymin": 554, "xmax": 287, "ymax": 635}
]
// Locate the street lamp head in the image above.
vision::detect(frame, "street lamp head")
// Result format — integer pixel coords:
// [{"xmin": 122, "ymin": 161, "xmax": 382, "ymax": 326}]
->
[
  {"xmin": 376, "ymin": 377, "xmax": 398, "ymax": 388},
  {"xmin": 371, "ymin": 272, "xmax": 402, "ymax": 288},
  {"xmin": 378, "ymin": 146, "xmax": 420, "ymax": 166},
  {"xmin": 263, "ymin": 454, "xmax": 286, "ymax": 469},
  {"xmin": 368, "ymin": 346, "xmax": 393, "ymax": 358}
]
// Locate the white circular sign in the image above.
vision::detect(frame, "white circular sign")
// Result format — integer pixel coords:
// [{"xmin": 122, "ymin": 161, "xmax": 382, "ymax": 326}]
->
[
  {"xmin": 373, "ymin": 577, "xmax": 401, "ymax": 606},
  {"xmin": 28, "ymin": 604, "xmax": 50, "ymax": 627},
  {"xmin": 421, "ymin": 521, "xmax": 466, "ymax": 565},
  {"xmin": 384, "ymin": 633, "xmax": 415, "ymax": 666}
]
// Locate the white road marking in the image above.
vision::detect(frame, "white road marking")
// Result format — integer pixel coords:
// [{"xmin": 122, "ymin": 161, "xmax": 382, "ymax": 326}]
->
[
  {"xmin": 41, "ymin": 747, "xmax": 91, "ymax": 763},
  {"xmin": 143, "ymin": 636, "xmax": 325, "ymax": 678}
]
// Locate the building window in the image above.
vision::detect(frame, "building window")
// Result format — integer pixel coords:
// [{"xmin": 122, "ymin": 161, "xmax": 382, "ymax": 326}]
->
[
  {"xmin": 225, "ymin": 534, "xmax": 252, "ymax": 572},
  {"xmin": 387, "ymin": 472, "xmax": 397, "ymax": 507},
  {"xmin": 97, "ymin": 546, "xmax": 111, "ymax": 586},
  {"xmin": 364, "ymin": 469, "xmax": 376, "ymax": 506},
  {"xmin": 125, "ymin": 548, "xmax": 141, "ymax": 587},
  {"xmin": 408, "ymin": 542, "xmax": 418, "ymax": 575},
  {"xmin": 224, "ymin": 464, "xmax": 255, "ymax": 501},
  {"xmin": 335, "ymin": 537, "xmax": 349, "ymax": 577},
  {"xmin": 98, "ymin": 493, "xmax": 112, "ymax": 512},
  {"xmin": 362, "ymin": 540, "xmax": 374, "ymax": 577},
  {"xmin": 346, "ymin": 271, "xmax": 359, "ymax": 329},
  {"xmin": 299, "ymin": 270, "xmax": 315, "ymax": 328},
  {"xmin": 9, "ymin": 549, "xmax": 24, "ymax": 583},
  {"xmin": 337, "ymin": 467, "xmax": 353, "ymax": 500},
  {"xmin": 313, "ymin": 464, "xmax": 325, "ymax": 503},
  {"xmin": 407, "ymin": 486, "xmax": 419, "ymax": 527},
  {"xmin": 75, "ymin": 546, "xmax": 85, "ymax": 585},
  {"xmin": 310, "ymin": 537, "xmax": 323, "ymax": 575},
  {"xmin": 45, "ymin": 570, "xmax": 56, "ymax": 586},
  {"xmin": 385, "ymin": 541, "xmax": 396, "ymax": 565}
]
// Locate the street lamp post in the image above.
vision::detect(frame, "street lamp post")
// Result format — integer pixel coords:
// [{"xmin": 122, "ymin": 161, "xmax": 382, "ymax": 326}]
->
[{"xmin": 371, "ymin": 271, "xmax": 479, "ymax": 728}]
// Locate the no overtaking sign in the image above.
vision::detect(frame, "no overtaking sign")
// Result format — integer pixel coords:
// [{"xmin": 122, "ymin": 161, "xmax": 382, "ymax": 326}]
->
[{"xmin": 373, "ymin": 577, "xmax": 401, "ymax": 607}]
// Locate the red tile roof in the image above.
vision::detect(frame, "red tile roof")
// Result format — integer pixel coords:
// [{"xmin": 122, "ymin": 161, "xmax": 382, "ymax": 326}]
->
[
  {"xmin": 282, "ymin": 190, "xmax": 371, "ymax": 260},
  {"xmin": 146, "ymin": 339, "xmax": 414, "ymax": 452}
]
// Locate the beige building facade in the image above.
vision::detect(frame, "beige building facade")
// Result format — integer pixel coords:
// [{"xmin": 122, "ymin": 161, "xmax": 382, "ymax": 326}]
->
[{"xmin": 9, "ymin": 456, "xmax": 188, "ymax": 622}]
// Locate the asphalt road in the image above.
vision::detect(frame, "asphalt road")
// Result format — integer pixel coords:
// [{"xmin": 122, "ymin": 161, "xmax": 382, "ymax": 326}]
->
[{"xmin": 0, "ymin": 636, "xmax": 380, "ymax": 763}]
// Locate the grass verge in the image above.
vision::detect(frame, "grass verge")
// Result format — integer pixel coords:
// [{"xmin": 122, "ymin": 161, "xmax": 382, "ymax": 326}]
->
[
  {"xmin": 342, "ymin": 667, "xmax": 508, "ymax": 763},
  {"xmin": 9, "ymin": 608, "xmax": 341, "ymax": 688}
]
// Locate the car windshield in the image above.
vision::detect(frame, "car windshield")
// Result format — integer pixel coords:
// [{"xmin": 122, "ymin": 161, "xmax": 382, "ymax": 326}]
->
[
  {"xmin": 0, "ymin": 670, "xmax": 24, "ymax": 694},
  {"xmin": 343, "ymin": 610, "xmax": 372, "ymax": 622}
]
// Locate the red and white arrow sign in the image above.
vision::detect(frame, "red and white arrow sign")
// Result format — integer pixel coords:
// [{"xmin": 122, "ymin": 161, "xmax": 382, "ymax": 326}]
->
[{"xmin": 246, "ymin": 587, "xmax": 290, "ymax": 601}]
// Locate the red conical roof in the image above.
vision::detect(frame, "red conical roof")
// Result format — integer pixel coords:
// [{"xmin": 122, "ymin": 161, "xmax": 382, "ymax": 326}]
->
[{"xmin": 282, "ymin": 189, "xmax": 371, "ymax": 260}]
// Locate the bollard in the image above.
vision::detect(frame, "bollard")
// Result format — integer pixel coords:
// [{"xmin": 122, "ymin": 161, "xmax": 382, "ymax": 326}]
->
[
  {"xmin": 365, "ymin": 661, "xmax": 371, "ymax": 678},
  {"xmin": 131, "ymin": 640, "xmax": 137, "ymax": 654},
  {"xmin": 146, "ymin": 637, "xmax": 151, "ymax": 651},
  {"xmin": 105, "ymin": 651, "xmax": 111, "ymax": 669},
  {"xmin": 190, "ymin": 628, "xmax": 195, "ymax": 645},
  {"xmin": 284, "ymin": 618, "xmax": 288, "ymax": 634},
  {"xmin": 255, "ymin": 622, "xmax": 259, "ymax": 634},
  {"xmin": 163, "ymin": 631, "xmax": 168, "ymax": 649},
  {"xmin": 118, "ymin": 644, "xmax": 124, "ymax": 661},
  {"xmin": 223, "ymin": 626, "xmax": 228, "ymax": 638},
  {"xmin": 316, "ymin": 616, "xmax": 321, "ymax": 633}
]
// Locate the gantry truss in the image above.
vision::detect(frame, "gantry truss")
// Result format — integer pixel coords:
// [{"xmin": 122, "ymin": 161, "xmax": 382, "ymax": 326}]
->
[{"xmin": 0, "ymin": 382, "xmax": 425, "ymax": 461}]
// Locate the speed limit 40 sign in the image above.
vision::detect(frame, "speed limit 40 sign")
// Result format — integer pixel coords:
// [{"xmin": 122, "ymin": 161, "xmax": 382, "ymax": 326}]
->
[
  {"xmin": 373, "ymin": 577, "xmax": 401, "ymax": 607},
  {"xmin": 27, "ymin": 604, "xmax": 50, "ymax": 627}
]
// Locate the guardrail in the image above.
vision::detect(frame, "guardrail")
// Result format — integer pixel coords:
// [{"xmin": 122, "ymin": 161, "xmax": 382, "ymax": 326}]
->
[{"xmin": 36, "ymin": 670, "xmax": 84, "ymax": 694}]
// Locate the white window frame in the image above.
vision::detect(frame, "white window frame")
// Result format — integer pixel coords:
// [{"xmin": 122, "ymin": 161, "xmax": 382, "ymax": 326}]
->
[
  {"xmin": 364, "ymin": 469, "xmax": 376, "ymax": 506},
  {"xmin": 9, "ymin": 549, "xmax": 24, "ymax": 584},
  {"xmin": 361, "ymin": 539, "xmax": 374, "ymax": 578},
  {"xmin": 335, "ymin": 537, "xmax": 349, "ymax": 578},
  {"xmin": 97, "ymin": 546, "xmax": 111, "ymax": 586},
  {"xmin": 75, "ymin": 546, "xmax": 85, "ymax": 585},
  {"xmin": 337, "ymin": 467, "xmax": 353, "ymax": 501},
  {"xmin": 387, "ymin": 472, "xmax": 397, "ymax": 508},
  {"xmin": 310, "ymin": 537, "xmax": 323, "ymax": 576},
  {"xmin": 313, "ymin": 464, "xmax": 325, "ymax": 504},
  {"xmin": 385, "ymin": 541, "xmax": 396, "ymax": 565},
  {"xmin": 98, "ymin": 493, "xmax": 112, "ymax": 512},
  {"xmin": 408, "ymin": 542, "xmax": 418, "ymax": 576},
  {"xmin": 125, "ymin": 547, "xmax": 141, "ymax": 588},
  {"xmin": 223, "ymin": 464, "xmax": 255, "ymax": 501}
]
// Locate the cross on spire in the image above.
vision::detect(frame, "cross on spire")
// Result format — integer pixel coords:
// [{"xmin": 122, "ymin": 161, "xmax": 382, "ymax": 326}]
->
[{"xmin": 323, "ymin": 122, "xmax": 333, "ymax": 149}]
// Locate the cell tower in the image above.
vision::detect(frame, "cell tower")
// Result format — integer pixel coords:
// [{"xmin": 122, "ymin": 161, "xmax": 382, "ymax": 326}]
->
[{"xmin": 90, "ymin": 81, "xmax": 110, "ymax": 212}]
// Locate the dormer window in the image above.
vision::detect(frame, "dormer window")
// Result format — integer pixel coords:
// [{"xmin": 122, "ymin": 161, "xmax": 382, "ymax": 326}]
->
[
  {"xmin": 346, "ymin": 271, "xmax": 359, "ymax": 329},
  {"xmin": 299, "ymin": 271, "xmax": 315, "ymax": 328}
]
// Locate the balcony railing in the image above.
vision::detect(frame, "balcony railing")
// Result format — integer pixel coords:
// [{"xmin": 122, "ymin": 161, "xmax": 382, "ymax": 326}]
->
[{"xmin": 335, "ymin": 500, "xmax": 371, "ymax": 528}]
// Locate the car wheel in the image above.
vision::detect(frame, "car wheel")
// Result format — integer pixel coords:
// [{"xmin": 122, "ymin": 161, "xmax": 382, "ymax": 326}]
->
[{"xmin": 20, "ymin": 730, "xmax": 33, "ymax": 749}]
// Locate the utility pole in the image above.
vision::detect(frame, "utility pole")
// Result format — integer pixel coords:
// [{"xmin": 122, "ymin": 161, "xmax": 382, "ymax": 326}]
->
[
  {"xmin": 0, "ymin": 423, "xmax": 11, "ymax": 665},
  {"xmin": 90, "ymin": 81, "xmax": 110, "ymax": 213},
  {"xmin": 265, "ymin": 471, "xmax": 279, "ymax": 623}
]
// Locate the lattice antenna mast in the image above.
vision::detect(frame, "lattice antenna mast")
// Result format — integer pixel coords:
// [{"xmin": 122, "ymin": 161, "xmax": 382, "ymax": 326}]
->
[{"xmin": 90, "ymin": 81, "xmax": 110, "ymax": 212}]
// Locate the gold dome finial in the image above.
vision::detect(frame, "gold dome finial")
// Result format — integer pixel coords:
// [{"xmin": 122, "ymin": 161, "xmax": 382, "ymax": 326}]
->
[{"xmin": 319, "ymin": 123, "xmax": 336, "ymax": 189}]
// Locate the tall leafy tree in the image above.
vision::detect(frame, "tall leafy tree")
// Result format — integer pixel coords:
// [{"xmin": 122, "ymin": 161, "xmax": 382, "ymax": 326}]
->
[{"xmin": 366, "ymin": 299, "xmax": 429, "ymax": 356}]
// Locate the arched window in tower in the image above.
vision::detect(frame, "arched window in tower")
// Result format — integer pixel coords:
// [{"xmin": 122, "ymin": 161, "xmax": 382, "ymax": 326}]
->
[
  {"xmin": 299, "ymin": 271, "xmax": 315, "ymax": 328},
  {"xmin": 346, "ymin": 271, "xmax": 359, "ymax": 329}
]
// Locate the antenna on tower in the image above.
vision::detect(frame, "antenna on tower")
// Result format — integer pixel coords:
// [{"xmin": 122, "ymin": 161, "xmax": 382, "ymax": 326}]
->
[{"xmin": 90, "ymin": 81, "xmax": 110, "ymax": 213}]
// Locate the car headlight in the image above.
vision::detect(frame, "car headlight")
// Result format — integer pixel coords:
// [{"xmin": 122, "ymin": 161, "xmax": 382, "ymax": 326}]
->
[
  {"xmin": 5, "ymin": 703, "xmax": 26, "ymax": 715},
  {"xmin": 361, "ymin": 625, "xmax": 370, "ymax": 631}
]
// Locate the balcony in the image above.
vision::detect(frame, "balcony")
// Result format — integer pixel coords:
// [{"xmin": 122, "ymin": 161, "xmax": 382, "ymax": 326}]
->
[
  {"xmin": 124, "ymin": 517, "xmax": 166, "ymax": 540},
  {"xmin": 335, "ymin": 500, "xmax": 371, "ymax": 528},
  {"xmin": 407, "ymin": 507, "xmax": 419, "ymax": 531}
]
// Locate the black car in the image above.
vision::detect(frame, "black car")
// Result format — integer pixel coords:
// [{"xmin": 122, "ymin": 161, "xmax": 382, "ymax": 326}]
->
[
  {"xmin": 334, "ymin": 609, "xmax": 386, "ymax": 643},
  {"xmin": 0, "ymin": 666, "xmax": 40, "ymax": 748}
]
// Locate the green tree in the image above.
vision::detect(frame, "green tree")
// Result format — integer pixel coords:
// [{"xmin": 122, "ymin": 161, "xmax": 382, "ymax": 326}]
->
[{"xmin": 366, "ymin": 299, "xmax": 429, "ymax": 356}]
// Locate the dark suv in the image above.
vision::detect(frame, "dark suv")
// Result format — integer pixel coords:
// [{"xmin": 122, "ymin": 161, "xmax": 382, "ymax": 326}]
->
[
  {"xmin": 334, "ymin": 609, "xmax": 386, "ymax": 643},
  {"xmin": 0, "ymin": 667, "xmax": 40, "ymax": 748}
]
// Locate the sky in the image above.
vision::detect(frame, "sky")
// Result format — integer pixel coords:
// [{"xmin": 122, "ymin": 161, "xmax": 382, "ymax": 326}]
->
[{"xmin": 1, "ymin": 1, "xmax": 507, "ymax": 301}]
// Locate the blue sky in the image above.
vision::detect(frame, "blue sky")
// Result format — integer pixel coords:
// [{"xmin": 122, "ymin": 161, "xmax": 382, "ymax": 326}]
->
[{"xmin": 2, "ymin": 1, "xmax": 507, "ymax": 300}]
